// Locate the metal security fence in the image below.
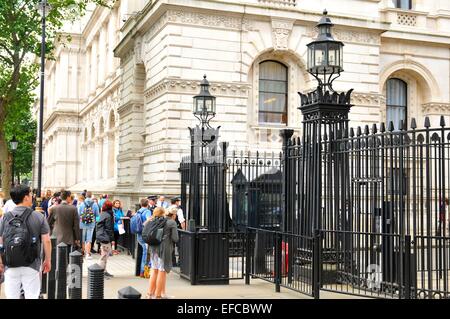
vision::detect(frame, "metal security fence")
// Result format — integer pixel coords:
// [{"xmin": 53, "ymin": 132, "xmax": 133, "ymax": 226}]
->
[
  {"xmin": 414, "ymin": 235, "xmax": 450, "ymax": 299},
  {"xmin": 178, "ymin": 116, "xmax": 450, "ymax": 298},
  {"xmin": 319, "ymin": 230, "xmax": 407, "ymax": 299},
  {"xmin": 245, "ymin": 227, "xmax": 318, "ymax": 298}
]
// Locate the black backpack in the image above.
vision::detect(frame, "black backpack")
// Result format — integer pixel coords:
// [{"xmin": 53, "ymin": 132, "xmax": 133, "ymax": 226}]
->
[
  {"xmin": 142, "ymin": 217, "xmax": 167, "ymax": 246},
  {"xmin": 2, "ymin": 208, "xmax": 39, "ymax": 267}
]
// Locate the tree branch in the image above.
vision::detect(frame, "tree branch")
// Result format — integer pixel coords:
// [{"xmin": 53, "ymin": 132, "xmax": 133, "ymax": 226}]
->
[{"xmin": 0, "ymin": 43, "xmax": 14, "ymax": 60}]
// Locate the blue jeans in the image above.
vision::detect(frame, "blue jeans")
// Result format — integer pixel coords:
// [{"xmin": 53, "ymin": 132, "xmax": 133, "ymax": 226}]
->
[
  {"xmin": 81, "ymin": 228, "xmax": 94, "ymax": 243},
  {"xmin": 137, "ymin": 234, "xmax": 148, "ymax": 274}
]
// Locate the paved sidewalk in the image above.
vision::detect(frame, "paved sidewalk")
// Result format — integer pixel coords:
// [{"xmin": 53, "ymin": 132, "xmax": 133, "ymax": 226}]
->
[{"xmin": 1, "ymin": 252, "xmax": 363, "ymax": 299}]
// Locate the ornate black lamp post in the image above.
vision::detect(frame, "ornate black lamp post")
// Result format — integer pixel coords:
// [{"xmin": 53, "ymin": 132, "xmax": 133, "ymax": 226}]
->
[
  {"xmin": 298, "ymin": 9, "xmax": 353, "ymax": 234},
  {"xmin": 36, "ymin": 0, "xmax": 51, "ymax": 204},
  {"xmin": 10, "ymin": 136, "xmax": 18, "ymax": 187},
  {"xmin": 188, "ymin": 75, "xmax": 223, "ymax": 230}
]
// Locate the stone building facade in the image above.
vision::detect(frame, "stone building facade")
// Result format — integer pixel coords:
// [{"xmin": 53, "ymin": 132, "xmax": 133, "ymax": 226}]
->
[{"xmin": 33, "ymin": 0, "xmax": 450, "ymax": 209}]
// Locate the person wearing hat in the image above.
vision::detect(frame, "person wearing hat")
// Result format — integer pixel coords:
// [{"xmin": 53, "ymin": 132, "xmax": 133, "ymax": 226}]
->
[
  {"xmin": 170, "ymin": 197, "xmax": 185, "ymax": 230},
  {"xmin": 147, "ymin": 195, "xmax": 157, "ymax": 214},
  {"xmin": 169, "ymin": 197, "xmax": 185, "ymax": 268}
]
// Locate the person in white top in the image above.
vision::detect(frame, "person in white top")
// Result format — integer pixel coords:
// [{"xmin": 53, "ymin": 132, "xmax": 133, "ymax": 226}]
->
[
  {"xmin": 169, "ymin": 197, "xmax": 185, "ymax": 230},
  {"xmin": 2, "ymin": 199, "xmax": 16, "ymax": 215},
  {"xmin": 156, "ymin": 195, "xmax": 169, "ymax": 209},
  {"xmin": 0, "ymin": 191, "xmax": 5, "ymax": 209}
]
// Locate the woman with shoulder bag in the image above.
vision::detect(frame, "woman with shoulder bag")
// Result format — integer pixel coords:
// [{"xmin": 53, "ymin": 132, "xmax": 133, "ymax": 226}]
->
[{"xmin": 146, "ymin": 207, "xmax": 179, "ymax": 299}]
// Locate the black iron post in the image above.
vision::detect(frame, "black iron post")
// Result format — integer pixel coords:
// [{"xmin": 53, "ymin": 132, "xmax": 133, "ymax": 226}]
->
[
  {"xmin": 118, "ymin": 286, "xmax": 141, "ymax": 299},
  {"xmin": 219, "ymin": 141, "xmax": 228, "ymax": 232},
  {"xmin": 404, "ymin": 235, "xmax": 412, "ymax": 299},
  {"xmin": 245, "ymin": 228, "xmax": 252, "ymax": 285},
  {"xmin": 9, "ymin": 136, "xmax": 18, "ymax": 187},
  {"xmin": 36, "ymin": 0, "xmax": 49, "ymax": 200},
  {"xmin": 11, "ymin": 150, "xmax": 15, "ymax": 187},
  {"xmin": 46, "ymin": 235, "xmax": 57, "ymax": 299},
  {"xmin": 313, "ymin": 229, "xmax": 322, "ymax": 299},
  {"xmin": 68, "ymin": 250, "xmax": 83, "ymax": 299},
  {"xmin": 56, "ymin": 243, "xmax": 68, "ymax": 299},
  {"xmin": 274, "ymin": 232, "xmax": 282, "ymax": 293},
  {"xmin": 87, "ymin": 264, "xmax": 104, "ymax": 299}
]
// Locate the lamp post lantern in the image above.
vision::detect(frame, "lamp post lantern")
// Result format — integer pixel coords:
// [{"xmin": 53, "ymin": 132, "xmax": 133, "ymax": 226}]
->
[
  {"xmin": 193, "ymin": 75, "xmax": 216, "ymax": 130},
  {"xmin": 10, "ymin": 136, "xmax": 18, "ymax": 187},
  {"xmin": 306, "ymin": 9, "xmax": 344, "ymax": 92},
  {"xmin": 36, "ymin": 0, "xmax": 51, "ymax": 202}
]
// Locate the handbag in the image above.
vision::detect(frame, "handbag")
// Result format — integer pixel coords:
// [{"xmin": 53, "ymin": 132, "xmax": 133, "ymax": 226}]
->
[{"xmin": 118, "ymin": 222, "xmax": 126, "ymax": 235}]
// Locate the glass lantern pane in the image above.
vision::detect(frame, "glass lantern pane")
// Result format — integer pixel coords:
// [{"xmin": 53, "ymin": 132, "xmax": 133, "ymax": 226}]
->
[
  {"xmin": 205, "ymin": 99, "xmax": 212, "ymax": 112},
  {"xmin": 328, "ymin": 47, "xmax": 336, "ymax": 66},
  {"xmin": 315, "ymin": 47, "xmax": 326, "ymax": 66}
]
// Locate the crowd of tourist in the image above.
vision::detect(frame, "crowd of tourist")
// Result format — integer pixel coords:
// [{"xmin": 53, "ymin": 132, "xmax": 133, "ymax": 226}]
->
[{"xmin": 0, "ymin": 186, "xmax": 186, "ymax": 299}]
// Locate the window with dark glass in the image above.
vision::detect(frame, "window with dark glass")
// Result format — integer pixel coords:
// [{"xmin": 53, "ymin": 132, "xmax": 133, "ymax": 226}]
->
[
  {"xmin": 386, "ymin": 78, "xmax": 407, "ymax": 131},
  {"xmin": 259, "ymin": 61, "xmax": 288, "ymax": 124},
  {"xmin": 394, "ymin": 0, "xmax": 412, "ymax": 9}
]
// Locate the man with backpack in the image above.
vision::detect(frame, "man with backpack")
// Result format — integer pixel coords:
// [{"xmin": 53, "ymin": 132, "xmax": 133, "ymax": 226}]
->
[
  {"xmin": 78, "ymin": 192, "xmax": 99, "ymax": 260},
  {"xmin": 131, "ymin": 198, "xmax": 152, "ymax": 277},
  {"xmin": 0, "ymin": 185, "xmax": 51, "ymax": 299}
]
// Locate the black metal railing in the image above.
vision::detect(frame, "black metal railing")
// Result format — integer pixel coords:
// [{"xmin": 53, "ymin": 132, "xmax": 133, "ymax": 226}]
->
[{"xmin": 178, "ymin": 116, "xmax": 450, "ymax": 299}]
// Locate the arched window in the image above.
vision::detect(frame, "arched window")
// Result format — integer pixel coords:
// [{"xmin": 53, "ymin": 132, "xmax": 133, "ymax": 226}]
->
[
  {"xmin": 109, "ymin": 110, "xmax": 115, "ymax": 130},
  {"xmin": 99, "ymin": 117, "xmax": 104, "ymax": 135},
  {"xmin": 386, "ymin": 78, "xmax": 407, "ymax": 130},
  {"xmin": 259, "ymin": 61, "xmax": 288, "ymax": 124},
  {"xmin": 91, "ymin": 123, "xmax": 96, "ymax": 139},
  {"xmin": 393, "ymin": 0, "xmax": 412, "ymax": 9}
]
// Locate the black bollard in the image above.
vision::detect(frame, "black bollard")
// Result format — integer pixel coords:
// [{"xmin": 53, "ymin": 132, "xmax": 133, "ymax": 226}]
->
[
  {"xmin": 118, "ymin": 286, "xmax": 141, "ymax": 299},
  {"xmin": 68, "ymin": 250, "xmax": 83, "ymax": 299},
  {"xmin": 47, "ymin": 236, "xmax": 57, "ymax": 299},
  {"xmin": 56, "ymin": 243, "xmax": 68, "ymax": 299},
  {"xmin": 87, "ymin": 264, "xmax": 104, "ymax": 299}
]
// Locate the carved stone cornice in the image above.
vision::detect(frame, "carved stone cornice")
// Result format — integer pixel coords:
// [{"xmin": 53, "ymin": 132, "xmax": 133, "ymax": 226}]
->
[
  {"xmin": 117, "ymin": 100, "xmax": 144, "ymax": 117},
  {"xmin": 56, "ymin": 127, "xmax": 81, "ymax": 134},
  {"xmin": 351, "ymin": 92, "xmax": 385, "ymax": 106},
  {"xmin": 422, "ymin": 102, "xmax": 450, "ymax": 114},
  {"xmin": 144, "ymin": 10, "xmax": 255, "ymax": 43},
  {"xmin": 144, "ymin": 78, "xmax": 251, "ymax": 101},
  {"xmin": 305, "ymin": 26, "xmax": 380, "ymax": 45}
]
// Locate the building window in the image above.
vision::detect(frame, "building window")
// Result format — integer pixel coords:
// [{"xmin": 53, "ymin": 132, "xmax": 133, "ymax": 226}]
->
[
  {"xmin": 259, "ymin": 61, "xmax": 288, "ymax": 125},
  {"xmin": 394, "ymin": 0, "xmax": 412, "ymax": 9},
  {"xmin": 386, "ymin": 78, "xmax": 407, "ymax": 131}
]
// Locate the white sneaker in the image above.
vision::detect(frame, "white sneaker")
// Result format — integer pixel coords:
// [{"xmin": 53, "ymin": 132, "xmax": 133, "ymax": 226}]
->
[{"xmin": 86, "ymin": 254, "xmax": 93, "ymax": 260}]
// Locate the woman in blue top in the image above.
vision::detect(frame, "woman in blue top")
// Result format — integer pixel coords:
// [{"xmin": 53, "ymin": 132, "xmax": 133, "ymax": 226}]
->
[{"xmin": 112, "ymin": 200, "xmax": 124, "ymax": 254}]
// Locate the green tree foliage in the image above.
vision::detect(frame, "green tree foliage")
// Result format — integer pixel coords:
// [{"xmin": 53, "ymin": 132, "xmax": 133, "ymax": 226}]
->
[{"xmin": 0, "ymin": 0, "xmax": 114, "ymax": 197}]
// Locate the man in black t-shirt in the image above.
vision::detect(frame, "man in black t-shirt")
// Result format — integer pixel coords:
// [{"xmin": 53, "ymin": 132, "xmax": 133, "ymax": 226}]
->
[{"xmin": 0, "ymin": 185, "xmax": 51, "ymax": 299}]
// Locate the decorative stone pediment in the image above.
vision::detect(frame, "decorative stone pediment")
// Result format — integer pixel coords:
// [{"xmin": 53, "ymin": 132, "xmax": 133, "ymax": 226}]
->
[{"xmin": 271, "ymin": 18, "xmax": 294, "ymax": 51}]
